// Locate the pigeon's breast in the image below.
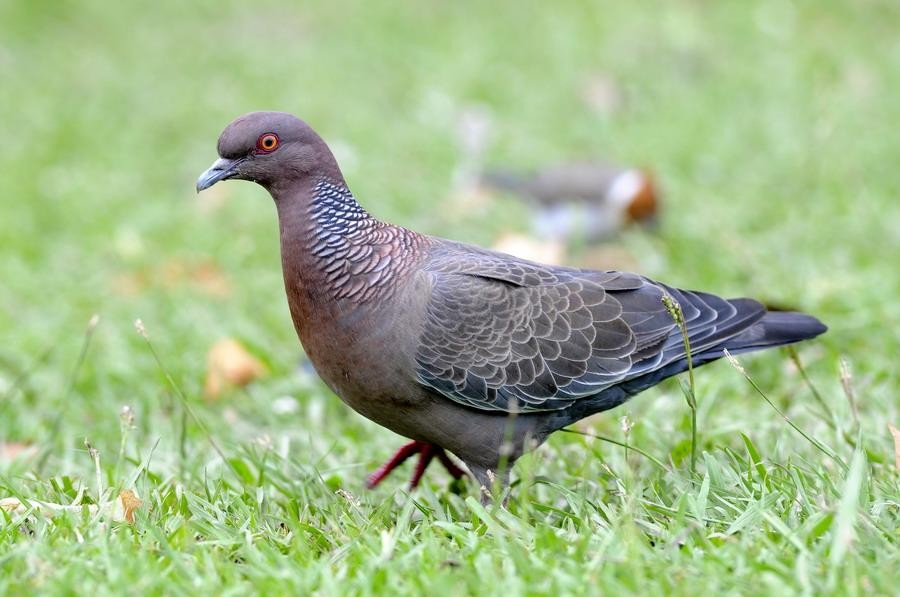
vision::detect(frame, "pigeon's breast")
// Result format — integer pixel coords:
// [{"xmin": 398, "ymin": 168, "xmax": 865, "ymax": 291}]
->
[{"xmin": 289, "ymin": 265, "xmax": 436, "ymax": 426}]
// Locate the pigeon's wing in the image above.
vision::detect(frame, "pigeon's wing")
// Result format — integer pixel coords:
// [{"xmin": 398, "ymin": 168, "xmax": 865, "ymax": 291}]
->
[{"xmin": 414, "ymin": 244, "xmax": 765, "ymax": 413}]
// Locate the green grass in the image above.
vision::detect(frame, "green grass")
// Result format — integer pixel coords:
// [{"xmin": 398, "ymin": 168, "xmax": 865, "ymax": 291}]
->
[{"xmin": 1, "ymin": 0, "xmax": 898, "ymax": 593}]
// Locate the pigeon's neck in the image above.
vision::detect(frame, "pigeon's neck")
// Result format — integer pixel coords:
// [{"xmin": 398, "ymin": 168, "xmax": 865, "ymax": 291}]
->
[
  {"xmin": 275, "ymin": 178, "xmax": 425, "ymax": 309},
  {"xmin": 307, "ymin": 178, "xmax": 375, "ymax": 237}
]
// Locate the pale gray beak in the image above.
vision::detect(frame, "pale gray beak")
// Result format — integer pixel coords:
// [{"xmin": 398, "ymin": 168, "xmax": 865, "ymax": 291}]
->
[{"xmin": 196, "ymin": 157, "xmax": 245, "ymax": 192}]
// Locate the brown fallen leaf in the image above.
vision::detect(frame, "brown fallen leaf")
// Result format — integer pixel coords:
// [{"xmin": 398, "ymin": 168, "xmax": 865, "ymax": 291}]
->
[
  {"xmin": 160, "ymin": 259, "xmax": 231, "ymax": 297},
  {"xmin": 443, "ymin": 187, "xmax": 496, "ymax": 221},
  {"xmin": 111, "ymin": 272, "xmax": 144, "ymax": 297},
  {"xmin": 492, "ymin": 233, "xmax": 566, "ymax": 266},
  {"xmin": 204, "ymin": 338, "xmax": 267, "ymax": 400},
  {"xmin": 118, "ymin": 490, "xmax": 142, "ymax": 523},
  {"xmin": 0, "ymin": 442, "xmax": 38, "ymax": 462},
  {"xmin": 577, "ymin": 245, "xmax": 639, "ymax": 272},
  {"xmin": 0, "ymin": 489, "xmax": 142, "ymax": 524},
  {"xmin": 889, "ymin": 424, "xmax": 900, "ymax": 471},
  {"xmin": 112, "ymin": 259, "xmax": 231, "ymax": 298}
]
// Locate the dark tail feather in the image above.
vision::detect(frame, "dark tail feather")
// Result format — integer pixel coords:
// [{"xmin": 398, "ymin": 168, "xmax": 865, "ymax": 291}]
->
[
  {"xmin": 621, "ymin": 310, "xmax": 826, "ymax": 396},
  {"xmin": 714, "ymin": 311, "xmax": 827, "ymax": 356},
  {"xmin": 554, "ymin": 309, "xmax": 827, "ymax": 427}
]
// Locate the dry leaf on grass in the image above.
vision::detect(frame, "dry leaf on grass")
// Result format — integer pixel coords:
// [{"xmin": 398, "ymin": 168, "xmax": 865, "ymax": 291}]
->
[
  {"xmin": 0, "ymin": 442, "xmax": 38, "ymax": 462},
  {"xmin": 0, "ymin": 490, "xmax": 142, "ymax": 524},
  {"xmin": 578, "ymin": 245, "xmax": 639, "ymax": 272},
  {"xmin": 443, "ymin": 187, "xmax": 496, "ymax": 220},
  {"xmin": 889, "ymin": 424, "xmax": 900, "ymax": 471},
  {"xmin": 204, "ymin": 338, "xmax": 267, "ymax": 400},
  {"xmin": 112, "ymin": 259, "xmax": 231, "ymax": 298},
  {"xmin": 118, "ymin": 489, "xmax": 142, "ymax": 523},
  {"xmin": 492, "ymin": 233, "xmax": 566, "ymax": 265}
]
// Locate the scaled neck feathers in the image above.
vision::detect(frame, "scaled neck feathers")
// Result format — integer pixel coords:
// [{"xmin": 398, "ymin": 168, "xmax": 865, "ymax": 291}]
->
[{"xmin": 277, "ymin": 179, "xmax": 426, "ymax": 304}]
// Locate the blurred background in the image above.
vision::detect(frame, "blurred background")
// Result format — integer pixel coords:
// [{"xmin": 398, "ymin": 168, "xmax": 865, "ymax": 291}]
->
[{"xmin": 1, "ymin": 0, "xmax": 898, "ymax": 478}]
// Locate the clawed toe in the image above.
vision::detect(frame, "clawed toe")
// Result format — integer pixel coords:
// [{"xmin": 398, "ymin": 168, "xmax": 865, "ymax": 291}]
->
[{"xmin": 366, "ymin": 441, "xmax": 467, "ymax": 490}]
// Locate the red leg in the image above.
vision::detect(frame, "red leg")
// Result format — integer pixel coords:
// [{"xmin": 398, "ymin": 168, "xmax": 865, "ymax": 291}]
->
[
  {"xmin": 365, "ymin": 441, "xmax": 422, "ymax": 488},
  {"xmin": 408, "ymin": 445, "xmax": 437, "ymax": 489},
  {"xmin": 366, "ymin": 441, "xmax": 469, "ymax": 490},
  {"xmin": 435, "ymin": 449, "xmax": 467, "ymax": 479}
]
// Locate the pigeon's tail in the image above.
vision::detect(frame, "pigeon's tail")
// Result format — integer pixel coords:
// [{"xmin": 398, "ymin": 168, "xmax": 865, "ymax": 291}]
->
[
  {"xmin": 714, "ymin": 310, "xmax": 827, "ymax": 356},
  {"xmin": 550, "ymin": 307, "xmax": 826, "ymax": 430},
  {"xmin": 647, "ymin": 309, "xmax": 827, "ymax": 388}
]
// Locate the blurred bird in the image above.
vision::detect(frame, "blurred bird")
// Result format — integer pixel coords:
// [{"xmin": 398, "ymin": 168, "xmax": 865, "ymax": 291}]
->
[{"xmin": 480, "ymin": 162, "xmax": 660, "ymax": 243}]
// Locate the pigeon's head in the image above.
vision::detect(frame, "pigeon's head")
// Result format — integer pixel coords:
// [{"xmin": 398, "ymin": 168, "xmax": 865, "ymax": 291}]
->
[{"xmin": 196, "ymin": 112, "xmax": 342, "ymax": 193}]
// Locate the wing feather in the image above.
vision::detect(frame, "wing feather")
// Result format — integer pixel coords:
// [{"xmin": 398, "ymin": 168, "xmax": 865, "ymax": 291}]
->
[{"xmin": 414, "ymin": 243, "xmax": 766, "ymax": 413}]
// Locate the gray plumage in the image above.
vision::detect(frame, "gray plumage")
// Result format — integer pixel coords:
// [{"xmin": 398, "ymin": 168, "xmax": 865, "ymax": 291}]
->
[{"xmin": 197, "ymin": 112, "xmax": 827, "ymax": 499}]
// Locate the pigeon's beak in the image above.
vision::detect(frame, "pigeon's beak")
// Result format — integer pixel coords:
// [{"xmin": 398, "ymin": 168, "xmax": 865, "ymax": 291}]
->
[{"xmin": 196, "ymin": 157, "xmax": 244, "ymax": 193}]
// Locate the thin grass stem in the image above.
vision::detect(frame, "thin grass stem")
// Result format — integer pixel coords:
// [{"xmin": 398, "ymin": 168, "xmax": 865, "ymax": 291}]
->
[
  {"xmin": 724, "ymin": 349, "xmax": 847, "ymax": 472},
  {"xmin": 662, "ymin": 294, "xmax": 697, "ymax": 474},
  {"xmin": 561, "ymin": 428, "xmax": 670, "ymax": 472},
  {"xmin": 134, "ymin": 319, "xmax": 242, "ymax": 483}
]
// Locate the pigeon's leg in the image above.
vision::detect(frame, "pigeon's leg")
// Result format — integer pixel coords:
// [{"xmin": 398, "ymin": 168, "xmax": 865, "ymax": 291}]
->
[
  {"xmin": 366, "ymin": 441, "xmax": 422, "ymax": 488},
  {"xmin": 408, "ymin": 445, "xmax": 437, "ymax": 489},
  {"xmin": 435, "ymin": 449, "xmax": 467, "ymax": 480},
  {"xmin": 366, "ymin": 441, "xmax": 468, "ymax": 489}
]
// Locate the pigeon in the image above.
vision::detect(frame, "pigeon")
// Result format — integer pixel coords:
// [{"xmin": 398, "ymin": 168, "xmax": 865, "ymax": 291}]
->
[
  {"xmin": 197, "ymin": 112, "xmax": 826, "ymax": 500},
  {"xmin": 480, "ymin": 162, "xmax": 659, "ymax": 243}
]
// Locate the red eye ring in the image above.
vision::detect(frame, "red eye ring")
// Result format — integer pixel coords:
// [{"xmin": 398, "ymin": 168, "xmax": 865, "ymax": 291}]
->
[{"xmin": 256, "ymin": 133, "xmax": 279, "ymax": 153}]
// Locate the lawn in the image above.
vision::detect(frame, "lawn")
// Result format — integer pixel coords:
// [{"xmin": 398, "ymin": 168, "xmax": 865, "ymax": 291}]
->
[{"xmin": 1, "ymin": 0, "xmax": 898, "ymax": 594}]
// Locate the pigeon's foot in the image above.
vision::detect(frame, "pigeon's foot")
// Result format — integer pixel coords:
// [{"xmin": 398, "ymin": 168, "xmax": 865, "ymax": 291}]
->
[{"xmin": 365, "ymin": 441, "xmax": 467, "ymax": 489}]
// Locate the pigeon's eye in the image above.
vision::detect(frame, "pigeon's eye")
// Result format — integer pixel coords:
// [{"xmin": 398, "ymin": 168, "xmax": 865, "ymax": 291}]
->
[{"xmin": 256, "ymin": 133, "xmax": 280, "ymax": 153}]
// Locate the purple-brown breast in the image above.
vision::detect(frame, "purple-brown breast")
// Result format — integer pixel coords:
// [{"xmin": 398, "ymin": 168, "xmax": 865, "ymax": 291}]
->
[{"xmin": 276, "ymin": 179, "xmax": 433, "ymax": 415}]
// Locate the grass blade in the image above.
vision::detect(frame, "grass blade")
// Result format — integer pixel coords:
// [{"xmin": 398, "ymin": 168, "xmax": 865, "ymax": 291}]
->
[{"xmin": 724, "ymin": 350, "xmax": 847, "ymax": 472}]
